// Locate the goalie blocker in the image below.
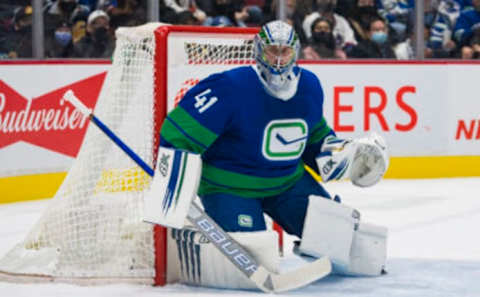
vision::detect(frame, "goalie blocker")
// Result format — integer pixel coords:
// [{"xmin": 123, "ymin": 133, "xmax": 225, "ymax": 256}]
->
[{"xmin": 143, "ymin": 146, "xmax": 201, "ymax": 229}]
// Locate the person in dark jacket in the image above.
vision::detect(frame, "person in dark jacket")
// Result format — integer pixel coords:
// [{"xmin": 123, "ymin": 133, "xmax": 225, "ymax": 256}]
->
[
  {"xmin": 73, "ymin": 9, "xmax": 115, "ymax": 58},
  {"xmin": 46, "ymin": 20, "xmax": 75, "ymax": 58},
  {"xmin": 303, "ymin": 16, "xmax": 347, "ymax": 59},
  {"xmin": 453, "ymin": 0, "xmax": 480, "ymax": 57},
  {"xmin": 346, "ymin": 0, "xmax": 381, "ymax": 44},
  {"xmin": 348, "ymin": 17, "xmax": 397, "ymax": 58},
  {"xmin": 0, "ymin": 5, "xmax": 33, "ymax": 58},
  {"xmin": 202, "ymin": 0, "xmax": 249, "ymax": 27}
]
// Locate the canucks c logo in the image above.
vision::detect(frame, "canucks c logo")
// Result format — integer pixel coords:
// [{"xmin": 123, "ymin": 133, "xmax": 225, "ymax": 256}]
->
[{"xmin": 262, "ymin": 119, "xmax": 308, "ymax": 161}]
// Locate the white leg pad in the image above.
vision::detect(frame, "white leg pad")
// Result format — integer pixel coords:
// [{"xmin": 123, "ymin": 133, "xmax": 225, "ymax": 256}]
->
[
  {"xmin": 299, "ymin": 196, "xmax": 358, "ymax": 271},
  {"xmin": 298, "ymin": 195, "xmax": 388, "ymax": 276},
  {"xmin": 167, "ymin": 229, "xmax": 279, "ymax": 289},
  {"xmin": 347, "ymin": 222, "xmax": 388, "ymax": 276}
]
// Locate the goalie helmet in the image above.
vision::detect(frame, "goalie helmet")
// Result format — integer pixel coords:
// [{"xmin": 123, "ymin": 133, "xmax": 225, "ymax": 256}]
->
[{"xmin": 254, "ymin": 20, "xmax": 301, "ymax": 100}]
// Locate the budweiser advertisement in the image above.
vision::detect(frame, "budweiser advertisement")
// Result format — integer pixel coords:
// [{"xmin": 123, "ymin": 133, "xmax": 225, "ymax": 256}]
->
[{"xmin": 0, "ymin": 62, "xmax": 109, "ymax": 178}]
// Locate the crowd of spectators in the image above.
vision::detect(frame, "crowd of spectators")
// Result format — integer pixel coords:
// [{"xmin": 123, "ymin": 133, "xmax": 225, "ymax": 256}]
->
[{"xmin": 1, "ymin": 0, "xmax": 480, "ymax": 59}]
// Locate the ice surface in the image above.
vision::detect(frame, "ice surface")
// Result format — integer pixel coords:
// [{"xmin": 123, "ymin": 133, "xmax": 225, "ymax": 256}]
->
[{"xmin": 1, "ymin": 178, "xmax": 479, "ymax": 297}]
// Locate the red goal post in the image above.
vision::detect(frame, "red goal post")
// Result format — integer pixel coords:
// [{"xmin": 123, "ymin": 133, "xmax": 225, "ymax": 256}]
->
[{"xmin": 0, "ymin": 23, "xmax": 284, "ymax": 287}]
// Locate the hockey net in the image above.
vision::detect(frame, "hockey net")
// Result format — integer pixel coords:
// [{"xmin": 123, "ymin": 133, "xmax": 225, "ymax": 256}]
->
[{"xmin": 0, "ymin": 24, "xmax": 258, "ymax": 286}]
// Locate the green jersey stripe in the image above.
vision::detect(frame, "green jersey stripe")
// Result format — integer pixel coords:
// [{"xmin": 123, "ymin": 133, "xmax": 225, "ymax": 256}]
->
[
  {"xmin": 163, "ymin": 106, "xmax": 219, "ymax": 148},
  {"xmin": 198, "ymin": 162, "xmax": 304, "ymax": 196},
  {"xmin": 307, "ymin": 118, "xmax": 332, "ymax": 145},
  {"xmin": 198, "ymin": 170, "xmax": 304, "ymax": 198},
  {"xmin": 160, "ymin": 119, "xmax": 207, "ymax": 153}
]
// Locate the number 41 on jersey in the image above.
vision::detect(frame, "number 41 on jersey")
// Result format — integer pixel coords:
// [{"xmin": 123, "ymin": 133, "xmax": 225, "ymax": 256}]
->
[{"xmin": 194, "ymin": 89, "xmax": 218, "ymax": 113}]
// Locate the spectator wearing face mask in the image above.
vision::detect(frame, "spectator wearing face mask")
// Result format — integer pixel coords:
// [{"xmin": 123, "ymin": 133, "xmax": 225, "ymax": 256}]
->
[
  {"xmin": 302, "ymin": 0, "xmax": 357, "ymax": 51},
  {"xmin": 303, "ymin": 16, "xmax": 347, "ymax": 59},
  {"xmin": 0, "ymin": 5, "xmax": 33, "ymax": 58},
  {"xmin": 46, "ymin": 21, "xmax": 75, "ymax": 58},
  {"xmin": 348, "ymin": 17, "xmax": 397, "ymax": 58},
  {"xmin": 376, "ymin": 0, "xmax": 414, "ymax": 43},
  {"xmin": 346, "ymin": 0, "xmax": 381, "ymax": 44},
  {"xmin": 73, "ymin": 10, "xmax": 115, "ymax": 58}
]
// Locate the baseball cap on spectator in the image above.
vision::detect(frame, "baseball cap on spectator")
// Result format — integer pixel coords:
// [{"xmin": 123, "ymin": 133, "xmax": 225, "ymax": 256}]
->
[{"xmin": 87, "ymin": 10, "xmax": 110, "ymax": 26}]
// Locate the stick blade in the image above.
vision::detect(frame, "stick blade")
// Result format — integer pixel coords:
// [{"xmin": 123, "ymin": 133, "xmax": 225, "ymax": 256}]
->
[{"xmin": 270, "ymin": 256, "xmax": 331, "ymax": 293}]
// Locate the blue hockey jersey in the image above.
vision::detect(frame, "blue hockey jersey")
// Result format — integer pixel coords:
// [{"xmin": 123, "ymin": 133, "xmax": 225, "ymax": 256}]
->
[
  {"xmin": 429, "ymin": 0, "xmax": 471, "ymax": 49},
  {"xmin": 453, "ymin": 7, "xmax": 480, "ymax": 46},
  {"xmin": 160, "ymin": 66, "xmax": 333, "ymax": 198}
]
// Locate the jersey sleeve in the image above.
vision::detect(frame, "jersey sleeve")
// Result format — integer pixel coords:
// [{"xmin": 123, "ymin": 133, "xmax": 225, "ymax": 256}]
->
[
  {"xmin": 160, "ymin": 72, "xmax": 234, "ymax": 154},
  {"xmin": 303, "ymin": 117, "xmax": 335, "ymax": 173},
  {"xmin": 301, "ymin": 74, "xmax": 335, "ymax": 172}
]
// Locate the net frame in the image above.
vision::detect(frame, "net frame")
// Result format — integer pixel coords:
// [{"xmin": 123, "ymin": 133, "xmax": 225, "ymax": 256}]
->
[{"xmin": 0, "ymin": 24, "xmax": 266, "ymax": 287}]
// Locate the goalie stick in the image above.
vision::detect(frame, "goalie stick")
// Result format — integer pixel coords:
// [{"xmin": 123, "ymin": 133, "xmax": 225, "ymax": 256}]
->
[{"xmin": 62, "ymin": 90, "xmax": 331, "ymax": 293}]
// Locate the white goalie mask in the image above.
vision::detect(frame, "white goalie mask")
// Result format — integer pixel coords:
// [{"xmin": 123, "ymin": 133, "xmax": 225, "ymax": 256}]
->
[{"xmin": 254, "ymin": 20, "xmax": 301, "ymax": 100}]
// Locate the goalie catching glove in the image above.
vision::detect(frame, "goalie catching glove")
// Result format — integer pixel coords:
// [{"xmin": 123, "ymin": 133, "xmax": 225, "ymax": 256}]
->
[{"xmin": 316, "ymin": 133, "xmax": 389, "ymax": 187}]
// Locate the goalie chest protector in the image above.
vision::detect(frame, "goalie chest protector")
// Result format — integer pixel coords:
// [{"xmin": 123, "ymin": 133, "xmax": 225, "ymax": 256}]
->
[{"xmin": 162, "ymin": 66, "xmax": 328, "ymax": 196}]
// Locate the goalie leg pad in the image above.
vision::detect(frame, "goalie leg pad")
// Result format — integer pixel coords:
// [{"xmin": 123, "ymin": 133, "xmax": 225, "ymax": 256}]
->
[
  {"xmin": 347, "ymin": 222, "xmax": 388, "ymax": 276},
  {"xmin": 298, "ymin": 196, "xmax": 359, "ymax": 271},
  {"xmin": 167, "ymin": 229, "xmax": 279, "ymax": 289},
  {"xmin": 298, "ymin": 195, "xmax": 388, "ymax": 276}
]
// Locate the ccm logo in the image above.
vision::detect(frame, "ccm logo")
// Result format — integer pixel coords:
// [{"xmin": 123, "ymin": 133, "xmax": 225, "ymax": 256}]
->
[{"xmin": 333, "ymin": 86, "xmax": 417, "ymax": 132}]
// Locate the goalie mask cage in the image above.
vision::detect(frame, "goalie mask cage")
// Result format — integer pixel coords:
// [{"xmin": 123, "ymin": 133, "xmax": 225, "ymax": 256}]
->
[{"xmin": 0, "ymin": 24, "xmax": 259, "ymax": 286}]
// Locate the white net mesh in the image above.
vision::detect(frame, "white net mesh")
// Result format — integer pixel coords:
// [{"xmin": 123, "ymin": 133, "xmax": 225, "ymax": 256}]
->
[
  {"xmin": 165, "ymin": 29, "xmax": 256, "ymax": 111},
  {"xmin": 0, "ymin": 23, "xmax": 161, "ymax": 283},
  {"xmin": 0, "ymin": 24, "xmax": 258, "ymax": 285}
]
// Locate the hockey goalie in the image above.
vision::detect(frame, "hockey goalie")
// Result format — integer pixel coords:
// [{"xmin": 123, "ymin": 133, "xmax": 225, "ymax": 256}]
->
[{"xmin": 146, "ymin": 20, "xmax": 389, "ymax": 290}]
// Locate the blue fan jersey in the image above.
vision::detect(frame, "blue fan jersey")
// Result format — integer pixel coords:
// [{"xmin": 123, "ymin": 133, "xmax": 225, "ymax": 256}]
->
[
  {"xmin": 160, "ymin": 66, "xmax": 333, "ymax": 198},
  {"xmin": 454, "ymin": 7, "xmax": 480, "ymax": 46}
]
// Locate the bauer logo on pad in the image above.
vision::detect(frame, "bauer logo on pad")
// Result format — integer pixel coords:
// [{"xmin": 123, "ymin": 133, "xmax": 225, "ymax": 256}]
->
[{"xmin": 143, "ymin": 147, "xmax": 202, "ymax": 229}]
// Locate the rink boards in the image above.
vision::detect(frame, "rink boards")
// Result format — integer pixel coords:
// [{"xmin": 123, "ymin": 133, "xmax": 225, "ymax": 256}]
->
[{"xmin": 1, "ymin": 60, "xmax": 479, "ymax": 203}]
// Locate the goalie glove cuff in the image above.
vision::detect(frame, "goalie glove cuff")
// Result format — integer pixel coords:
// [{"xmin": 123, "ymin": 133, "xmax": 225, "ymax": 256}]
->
[
  {"xmin": 316, "ymin": 136, "xmax": 357, "ymax": 182},
  {"xmin": 315, "ymin": 133, "xmax": 389, "ymax": 187}
]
